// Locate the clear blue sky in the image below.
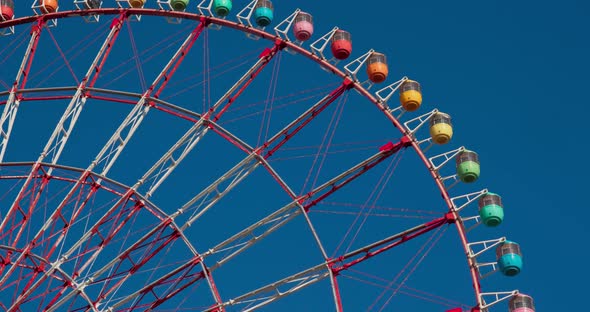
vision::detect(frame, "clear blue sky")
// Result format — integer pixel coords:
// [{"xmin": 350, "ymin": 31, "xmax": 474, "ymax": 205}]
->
[{"xmin": 0, "ymin": 0, "xmax": 586, "ymax": 311}]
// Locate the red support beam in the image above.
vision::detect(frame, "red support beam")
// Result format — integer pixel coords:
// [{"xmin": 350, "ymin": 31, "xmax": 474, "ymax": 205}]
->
[
  {"xmin": 261, "ymin": 78, "xmax": 354, "ymax": 159},
  {"xmin": 330, "ymin": 215, "xmax": 453, "ymax": 274}
]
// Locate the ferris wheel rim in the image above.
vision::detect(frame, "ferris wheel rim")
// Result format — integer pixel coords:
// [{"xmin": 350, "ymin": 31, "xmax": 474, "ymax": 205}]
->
[{"xmin": 0, "ymin": 7, "xmax": 483, "ymax": 309}]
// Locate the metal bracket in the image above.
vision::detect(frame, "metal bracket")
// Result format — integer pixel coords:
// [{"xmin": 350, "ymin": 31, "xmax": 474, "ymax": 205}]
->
[
  {"xmin": 451, "ymin": 189, "xmax": 488, "ymax": 212},
  {"xmin": 376, "ymin": 76, "xmax": 414, "ymax": 122},
  {"xmin": 310, "ymin": 26, "xmax": 339, "ymax": 65},
  {"xmin": 467, "ymin": 237, "xmax": 506, "ymax": 259},
  {"xmin": 376, "ymin": 76, "xmax": 407, "ymax": 105},
  {"xmin": 343, "ymin": 49, "xmax": 378, "ymax": 90},
  {"xmin": 157, "ymin": 0, "xmax": 184, "ymax": 24},
  {"xmin": 74, "ymin": 0, "xmax": 102, "ymax": 23},
  {"xmin": 475, "ymin": 261, "xmax": 499, "ymax": 279},
  {"xmin": 274, "ymin": 9, "xmax": 300, "ymax": 42},
  {"xmin": 31, "ymin": 0, "xmax": 58, "ymax": 27},
  {"xmin": 403, "ymin": 108, "xmax": 437, "ymax": 136},
  {"xmin": 236, "ymin": 0, "xmax": 264, "ymax": 40},
  {"xmin": 115, "ymin": 0, "xmax": 143, "ymax": 21},
  {"xmin": 479, "ymin": 290, "xmax": 518, "ymax": 311},
  {"xmin": 428, "ymin": 146, "xmax": 464, "ymax": 172},
  {"xmin": 461, "ymin": 214, "xmax": 483, "ymax": 233},
  {"xmin": 197, "ymin": 0, "xmax": 224, "ymax": 30}
]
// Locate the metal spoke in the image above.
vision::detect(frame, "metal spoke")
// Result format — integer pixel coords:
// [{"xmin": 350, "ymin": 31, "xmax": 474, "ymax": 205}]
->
[
  {"xmin": 205, "ymin": 138, "xmax": 411, "ymax": 268},
  {"xmin": 92, "ymin": 19, "xmax": 207, "ymax": 178},
  {"xmin": 32, "ymin": 42, "xmax": 286, "ymax": 309},
  {"xmin": 41, "ymin": 13, "xmax": 127, "ymax": 170},
  {"xmin": 44, "ymin": 218, "xmax": 185, "ymax": 311},
  {"xmin": 137, "ymin": 41, "xmax": 284, "ymax": 199},
  {"xmin": 0, "ymin": 19, "xmax": 208, "ymax": 303},
  {"xmin": 210, "ymin": 263, "xmax": 330, "ymax": 312},
  {"xmin": 62, "ymin": 84, "xmax": 374, "ymax": 310},
  {"xmin": 0, "ymin": 14, "xmax": 127, "ymax": 263},
  {"xmin": 97, "ymin": 139, "xmax": 412, "ymax": 311},
  {"xmin": 206, "ymin": 213, "xmax": 450, "ymax": 312},
  {"xmin": 179, "ymin": 79, "xmax": 354, "ymax": 228},
  {"xmin": 0, "ymin": 19, "xmax": 45, "ymax": 162}
]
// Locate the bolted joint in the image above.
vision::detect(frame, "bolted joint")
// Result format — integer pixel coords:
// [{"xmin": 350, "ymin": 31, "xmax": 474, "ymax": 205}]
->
[
  {"xmin": 274, "ymin": 38, "xmax": 287, "ymax": 50},
  {"xmin": 445, "ymin": 212, "xmax": 457, "ymax": 223},
  {"xmin": 111, "ymin": 12, "xmax": 128, "ymax": 28},
  {"xmin": 400, "ymin": 135, "xmax": 413, "ymax": 147},
  {"xmin": 343, "ymin": 77, "xmax": 355, "ymax": 90},
  {"xmin": 200, "ymin": 16, "xmax": 211, "ymax": 27},
  {"xmin": 42, "ymin": 174, "xmax": 52, "ymax": 183},
  {"xmin": 328, "ymin": 260, "xmax": 343, "ymax": 275}
]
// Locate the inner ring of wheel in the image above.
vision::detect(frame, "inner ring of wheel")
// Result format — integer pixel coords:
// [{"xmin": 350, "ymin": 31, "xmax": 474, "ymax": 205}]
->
[
  {"xmin": 0, "ymin": 161, "xmax": 205, "ymax": 311},
  {"xmin": 0, "ymin": 8, "xmax": 482, "ymax": 307}
]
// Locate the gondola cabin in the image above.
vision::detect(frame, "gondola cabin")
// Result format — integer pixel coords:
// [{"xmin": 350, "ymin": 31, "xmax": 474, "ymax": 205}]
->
[
  {"xmin": 129, "ymin": 0, "xmax": 145, "ymax": 8},
  {"xmin": 366, "ymin": 52, "xmax": 388, "ymax": 83},
  {"xmin": 212, "ymin": 0, "xmax": 232, "ymax": 17},
  {"xmin": 509, "ymin": 294, "xmax": 535, "ymax": 312},
  {"xmin": 399, "ymin": 80, "xmax": 422, "ymax": 112},
  {"xmin": 330, "ymin": 30, "xmax": 352, "ymax": 60},
  {"xmin": 41, "ymin": 0, "xmax": 59, "ymax": 14},
  {"xmin": 292, "ymin": 11, "xmax": 313, "ymax": 41},
  {"xmin": 429, "ymin": 112, "xmax": 453, "ymax": 144},
  {"xmin": 253, "ymin": 0, "xmax": 274, "ymax": 27},
  {"xmin": 478, "ymin": 192, "xmax": 504, "ymax": 227},
  {"xmin": 171, "ymin": 0, "xmax": 189, "ymax": 11},
  {"xmin": 456, "ymin": 150, "xmax": 480, "ymax": 183},
  {"xmin": 496, "ymin": 241, "xmax": 523, "ymax": 277},
  {"xmin": 0, "ymin": 0, "xmax": 14, "ymax": 20}
]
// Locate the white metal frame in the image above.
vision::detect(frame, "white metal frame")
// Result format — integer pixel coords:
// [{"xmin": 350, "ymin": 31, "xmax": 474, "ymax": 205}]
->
[
  {"xmin": 467, "ymin": 237, "xmax": 505, "ymax": 259},
  {"xmin": 236, "ymin": 0, "xmax": 266, "ymax": 39},
  {"xmin": 31, "ymin": 0, "xmax": 58, "ymax": 27},
  {"xmin": 476, "ymin": 260, "xmax": 501, "ymax": 279},
  {"xmin": 73, "ymin": 0, "xmax": 102, "ymax": 23},
  {"xmin": 428, "ymin": 146, "xmax": 463, "ymax": 173},
  {"xmin": 451, "ymin": 189, "xmax": 488, "ymax": 212},
  {"xmin": 116, "ymin": 0, "xmax": 143, "ymax": 21},
  {"xmin": 403, "ymin": 109, "xmax": 454, "ymax": 153},
  {"xmin": 467, "ymin": 237, "xmax": 507, "ymax": 279},
  {"xmin": 0, "ymin": 7, "xmax": 14, "ymax": 36},
  {"xmin": 451, "ymin": 189, "xmax": 488, "ymax": 232},
  {"xmin": 479, "ymin": 290, "xmax": 519, "ymax": 311},
  {"xmin": 403, "ymin": 108, "xmax": 437, "ymax": 138},
  {"xmin": 429, "ymin": 146, "xmax": 470, "ymax": 189},
  {"xmin": 197, "ymin": 0, "xmax": 224, "ymax": 29},
  {"xmin": 274, "ymin": 9, "xmax": 307, "ymax": 55},
  {"xmin": 375, "ymin": 76, "xmax": 409, "ymax": 118},
  {"xmin": 343, "ymin": 49, "xmax": 375, "ymax": 89},
  {"xmin": 274, "ymin": 8, "xmax": 301, "ymax": 42},
  {"xmin": 310, "ymin": 26, "xmax": 339, "ymax": 65},
  {"xmin": 157, "ymin": 0, "xmax": 184, "ymax": 24}
]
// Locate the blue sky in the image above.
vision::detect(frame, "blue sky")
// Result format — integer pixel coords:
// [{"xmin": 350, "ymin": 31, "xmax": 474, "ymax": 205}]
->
[{"xmin": 0, "ymin": 0, "xmax": 586, "ymax": 311}]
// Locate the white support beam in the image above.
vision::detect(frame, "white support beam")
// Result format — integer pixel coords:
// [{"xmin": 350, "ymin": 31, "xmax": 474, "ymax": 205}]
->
[
  {"xmin": 478, "ymin": 290, "xmax": 518, "ymax": 311},
  {"xmin": 467, "ymin": 237, "xmax": 506, "ymax": 259}
]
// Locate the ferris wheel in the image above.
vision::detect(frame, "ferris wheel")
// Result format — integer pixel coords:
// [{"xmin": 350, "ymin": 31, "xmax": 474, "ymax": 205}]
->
[{"xmin": 0, "ymin": 1, "xmax": 534, "ymax": 311}]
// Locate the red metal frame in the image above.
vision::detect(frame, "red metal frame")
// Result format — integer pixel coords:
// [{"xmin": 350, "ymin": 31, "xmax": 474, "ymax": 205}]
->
[{"xmin": 0, "ymin": 8, "xmax": 483, "ymax": 311}]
